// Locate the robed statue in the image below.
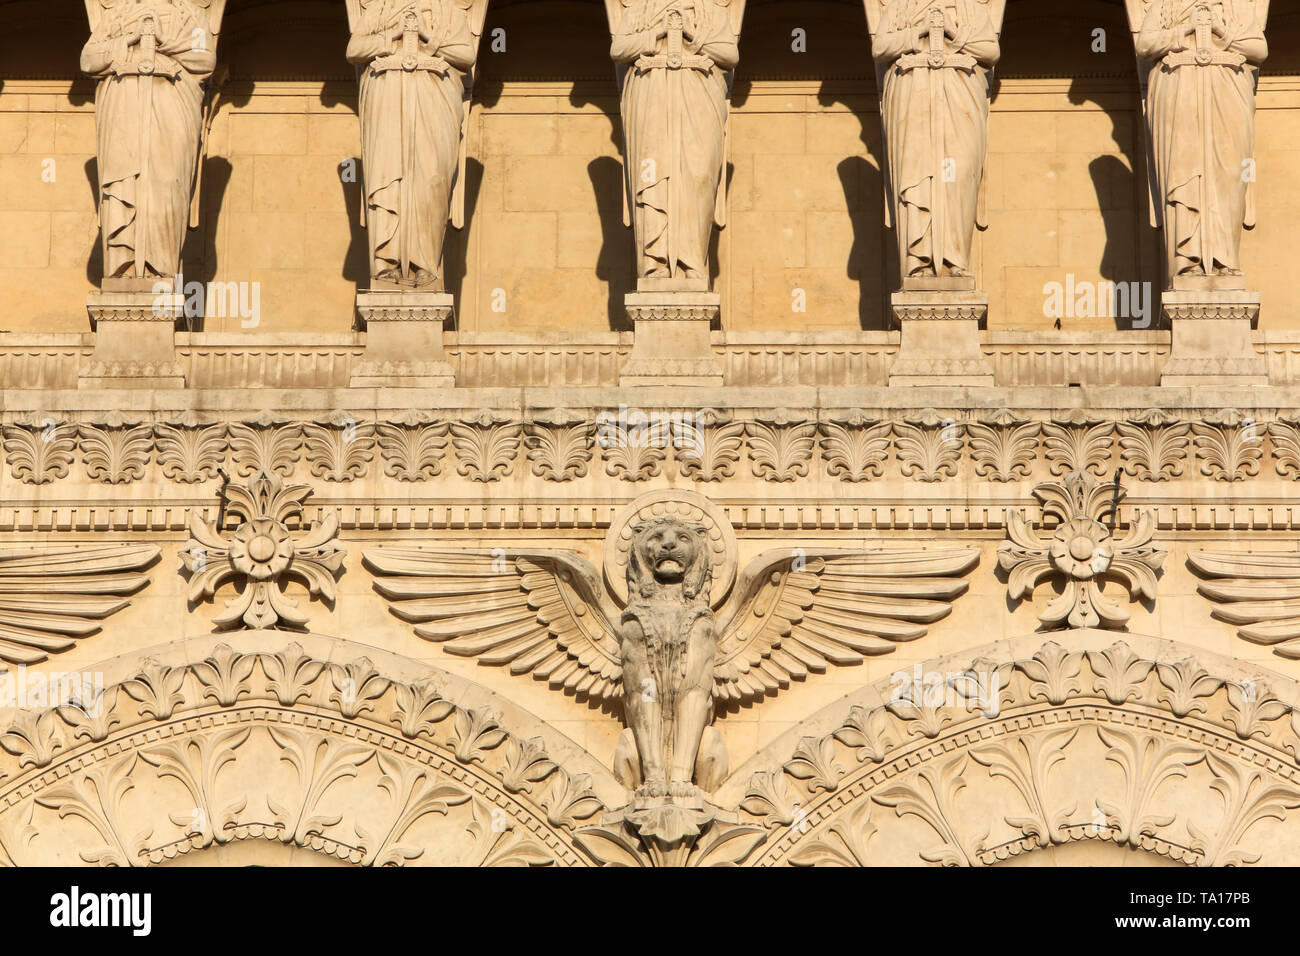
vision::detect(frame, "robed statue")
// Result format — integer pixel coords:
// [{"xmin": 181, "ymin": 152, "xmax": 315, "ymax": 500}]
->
[
  {"xmin": 1128, "ymin": 0, "xmax": 1269, "ymax": 285},
  {"xmin": 865, "ymin": 0, "xmax": 1004, "ymax": 283},
  {"xmin": 607, "ymin": 0, "xmax": 743, "ymax": 285},
  {"xmin": 346, "ymin": 0, "xmax": 487, "ymax": 290},
  {"xmin": 81, "ymin": 0, "xmax": 225, "ymax": 282}
]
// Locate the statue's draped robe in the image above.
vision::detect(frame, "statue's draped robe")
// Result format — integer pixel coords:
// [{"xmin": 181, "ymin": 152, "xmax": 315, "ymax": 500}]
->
[
  {"xmin": 611, "ymin": 0, "xmax": 739, "ymax": 281},
  {"xmin": 873, "ymin": 0, "xmax": 998, "ymax": 278},
  {"xmin": 347, "ymin": 0, "xmax": 476, "ymax": 284},
  {"xmin": 81, "ymin": 4, "xmax": 216, "ymax": 280},
  {"xmin": 1136, "ymin": 0, "xmax": 1266, "ymax": 278}
]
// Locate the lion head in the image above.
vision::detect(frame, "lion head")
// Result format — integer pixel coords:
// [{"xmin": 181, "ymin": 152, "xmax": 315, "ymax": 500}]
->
[{"xmin": 626, "ymin": 516, "xmax": 712, "ymax": 604}]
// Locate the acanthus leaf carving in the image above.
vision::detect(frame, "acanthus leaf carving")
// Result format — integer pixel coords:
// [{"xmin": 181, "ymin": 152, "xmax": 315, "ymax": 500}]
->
[
  {"xmin": 35, "ymin": 753, "xmax": 151, "ymax": 867},
  {"xmin": 354, "ymin": 751, "xmax": 471, "ymax": 867},
  {"xmin": 261, "ymin": 642, "xmax": 326, "ymax": 706},
  {"xmin": 788, "ymin": 800, "xmax": 877, "ymax": 867},
  {"xmin": 0, "ymin": 709, "xmax": 63, "ymax": 769},
  {"xmin": 1087, "ymin": 641, "xmax": 1154, "ymax": 705},
  {"xmin": 1094, "ymin": 726, "xmax": 1202, "ymax": 849},
  {"xmin": 501, "ymin": 736, "xmax": 559, "ymax": 794},
  {"xmin": 121, "ymin": 658, "xmax": 187, "ymax": 721},
  {"xmin": 524, "ymin": 419, "xmax": 594, "ymax": 482},
  {"xmin": 1154, "ymin": 658, "xmax": 1223, "ymax": 718},
  {"xmin": 1041, "ymin": 418, "xmax": 1114, "ymax": 477},
  {"xmin": 265, "ymin": 726, "xmax": 373, "ymax": 847},
  {"xmin": 139, "ymin": 727, "xmax": 252, "ymax": 849},
  {"xmin": 1188, "ymin": 750, "xmax": 1300, "ymax": 867},
  {"xmin": 450, "ymin": 416, "xmax": 522, "ymax": 482},
  {"xmin": 542, "ymin": 770, "xmax": 603, "ymax": 830},
  {"xmin": 1223, "ymin": 679, "xmax": 1290, "ymax": 742},
  {"xmin": 818, "ymin": 417, "xmax": 892, "ymax": 482},
  {"xmin": 302, "ymin": 417, "xmax": 375, "ymax": 483},
  {"xmin": 375, "ymin": 421, "xmax": 449, "ymax": 481},
  {"xmin": 785, "ymin": 735, "xmax": 844, "ymax": 794},
  {"xmin": 740, "ymin": 769, "xmax": 800, "ymax": 828},
  {"xmin": 191, "ymin": 642, "xmax": 257, "ymax": 707},
  {"xmin": 1016, "ymin": 641, "xmax": 1083, "ymax": 706},
  {"xmin": 746, "ymin": 419, "xmax": 817, "ymax": 482},
  {"xmin": 154, "ymin": 422, "xmax": 228, "ymax": 483},
  {"xmin": 1117, "ymin": 418, "xmax": 1192, "ymax": 481},
  {"xmin": 226, "ymin": 421, "xmax": 302, "ymax": 478},
  {"xmin": 893, "ymin": 415, "xmax": 961, "ymax": 482},
  {"xmin": 464, "ymin": 799, "xmax": 556, "ymax": 867},
  {"xmin": 674, "ymin": 417, "xmax": 745, "ymax": 482},
  {"xmin": 77, "ymin": 423, "xmax": 154, "ymax": 484},
  {"xmin": 390, "ymin": 678, "xmax": 455, "ymax": 741},
  {"xmin": 832, "ymin": 704, "xmax": 894, "ymax": 764},
  {"xmin": 872, "ymin": 754, "xmax": 986, "ymax": 867},
  {"xmin": 329, "ymin": 658, "xmax": 390, "ymax": 720},
  {"xmin": 967, "ymin": 417, "xmax": 1040, "ymax": 482},
  {"xmin": 2, "ymin": 421, "xmax": 77, "ymax": 485},
  {"xmin": 1192, "ymin": 411, "xmax": 1263, "ymax": 481},
  {"xmin": 971, "ymin": 728, "xmax": 1078, "ymax": 848},
  {"xmin": 452, "ymin": 707, "xmax": 507, "ymax": 765}
]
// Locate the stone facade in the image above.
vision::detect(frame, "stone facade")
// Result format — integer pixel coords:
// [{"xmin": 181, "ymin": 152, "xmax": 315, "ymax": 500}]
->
[{"xmin": 0, "ymin": 0, "xmax": 1299, "ymax": 867}]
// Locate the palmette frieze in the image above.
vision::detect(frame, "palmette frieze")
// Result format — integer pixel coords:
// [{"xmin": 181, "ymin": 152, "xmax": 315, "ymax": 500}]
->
[{"xmin": 5, "ymin": 407, "xmax": 1300, "ymax": 493}]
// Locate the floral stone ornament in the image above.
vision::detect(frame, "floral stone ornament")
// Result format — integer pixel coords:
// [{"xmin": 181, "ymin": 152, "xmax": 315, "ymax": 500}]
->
[
  {"xmin": 998, "ymin": 470, "xmax": 1165, "ymax": 629},
  {"xmin": 181, "ymin": 472, "xmax": 345, "ymax": 629}
]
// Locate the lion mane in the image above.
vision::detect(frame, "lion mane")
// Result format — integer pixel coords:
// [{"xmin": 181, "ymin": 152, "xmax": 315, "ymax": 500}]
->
[{"xmin": 625, "ymin": 516, "xmax": 713, "ymax": 605}]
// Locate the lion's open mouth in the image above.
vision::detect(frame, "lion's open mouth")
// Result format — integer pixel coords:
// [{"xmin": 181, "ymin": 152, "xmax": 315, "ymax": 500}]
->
[{"xmin": 654, "ymin": 555, "xmax": 685, "ymax": 575}]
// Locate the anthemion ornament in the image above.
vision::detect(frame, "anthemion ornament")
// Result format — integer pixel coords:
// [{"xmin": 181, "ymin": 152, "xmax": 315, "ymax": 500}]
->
[
  {"xmin": 999, "ymin": 470, "xmax": 1166, "ymax": 629},
  {"xmin": 181, "ymin": 472, "xmax": 346, "ymax": 629}
]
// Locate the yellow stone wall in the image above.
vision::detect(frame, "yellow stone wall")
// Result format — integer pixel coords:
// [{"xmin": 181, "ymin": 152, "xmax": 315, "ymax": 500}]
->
[{"xmin": 1, "ymin": 0, "xmax": 1297, "ymax": 335}]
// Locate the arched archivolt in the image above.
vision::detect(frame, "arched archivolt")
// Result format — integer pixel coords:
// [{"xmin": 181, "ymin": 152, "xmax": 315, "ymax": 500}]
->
[
  {"xmin": 0, "ymin": 632, "xmax": 626, "ymax": 867},
  {"xmin": 721, "ymin": 630, "xmax": 1300, "ymax": 867}
]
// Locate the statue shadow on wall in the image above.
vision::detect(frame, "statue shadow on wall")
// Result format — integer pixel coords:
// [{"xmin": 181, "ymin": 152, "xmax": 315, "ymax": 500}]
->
[
  {"xmin": 1066, "ymin": 79, "xmax": 1160, "ymax": 331},
  {"xmin": 813, "ymin": 85, "xmax": 891, "ymax": 331},
  {"xmin": 443, "ymin": 157, "xmax": 485, "ymax": 319},
  {"xmin": 82, "ymin": 159, "xmax": 104, "ymax": 288},
  {"xmin": 570, "ymin": 87, "xmax": 634, "ymax": 331},
  {"xmin": 319, "ymin": 85, "xmax": 372, "ymax": 303}
]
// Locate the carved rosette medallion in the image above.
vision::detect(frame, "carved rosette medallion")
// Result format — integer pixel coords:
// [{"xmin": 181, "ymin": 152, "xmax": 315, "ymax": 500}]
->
[
  {"xmin": 181, "ymin": 472, "xmax": 345, "ymax": 629},
  {"xmin": 999, "ymin": 471, "xmax": 1165, "ymax": 629}
]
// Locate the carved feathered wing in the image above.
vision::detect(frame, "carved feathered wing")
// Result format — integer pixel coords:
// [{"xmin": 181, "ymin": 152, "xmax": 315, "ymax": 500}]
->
[
  {"xmin": 364, "ymin": 548, "xmax": 625, "ymax": 702},
  {"xmin": 0, "ymin": 544, "xmax": 160, "ymax": 665},
  {"xmin": 1189, "ymin": 550, "xmax": 1300, "ymax": 657},
  {"xmin": 712, "ymin": 548, "xmax": 981, "ymax": 703}
]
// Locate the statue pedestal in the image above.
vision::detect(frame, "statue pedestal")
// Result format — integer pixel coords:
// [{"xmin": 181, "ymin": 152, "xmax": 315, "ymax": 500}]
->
[
  {"xmin": 887, "ymin": 279, "xmax": 994, "ymax": 387},
  {"xmin": 81, "ymin": 286, "xmax": 185, "ymax": 389},
  {"xmin": 350, "ymin": 291, "xmax": 456, "ymax": 388},
  {"xmin": 1159, "ymin": 284, "xmax": 1266, "ymax": 387},
  {"xmin": 619, "ymin": 284, "xmax": 724, "ymax": 387}
]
